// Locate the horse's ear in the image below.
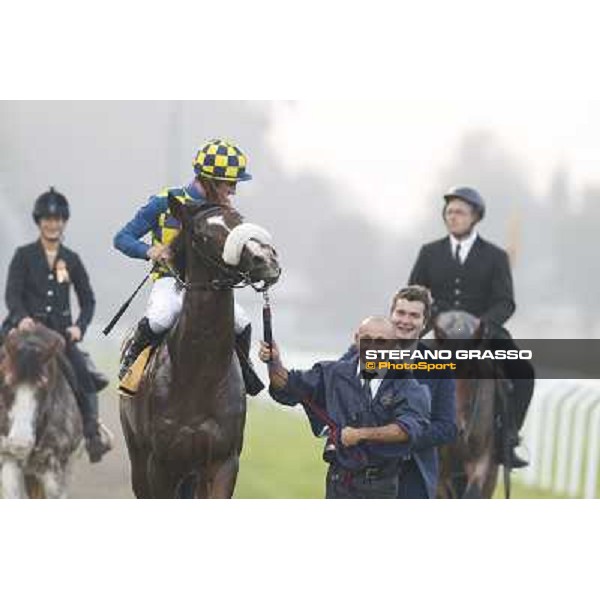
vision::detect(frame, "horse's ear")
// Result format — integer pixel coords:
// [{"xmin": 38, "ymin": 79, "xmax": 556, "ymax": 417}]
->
[{"xmin": 168, "ymin": 193, "xmax": 190, "ymax": 227}]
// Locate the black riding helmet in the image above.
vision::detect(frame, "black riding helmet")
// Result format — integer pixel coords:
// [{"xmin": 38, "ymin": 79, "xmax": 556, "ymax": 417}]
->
[
  {"xmin": 443, "ymin": 186, "xmax": 486, "ymax": 221},
  {"xmin": 32, "ymin": 187, "xmax": 70, "ymax": 223}
]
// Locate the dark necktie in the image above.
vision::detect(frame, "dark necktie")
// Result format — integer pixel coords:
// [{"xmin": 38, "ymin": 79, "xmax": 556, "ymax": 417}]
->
[
  {"xmin": 454, "ymin": 243, "xmax": 462, "ymax": 264},
  {"xmin": 361, "ymin": 370, "xmax": 374, "ymax": 402}
]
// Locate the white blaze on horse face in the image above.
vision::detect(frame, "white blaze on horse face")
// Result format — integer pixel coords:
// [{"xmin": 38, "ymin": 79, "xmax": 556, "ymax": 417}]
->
[
  {"xmin": 245, "ymin": 239, "xmax": 272, "ymax": 264},
  {"xmin": 1, "ymin": 459, "xmax": 27, "ymax": 499},
  {"xmin": 7, "ymin": 384, "xmax": 38, "ymax": 460}
]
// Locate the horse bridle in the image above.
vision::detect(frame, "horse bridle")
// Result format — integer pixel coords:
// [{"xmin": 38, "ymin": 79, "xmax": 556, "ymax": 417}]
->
[
  {"xmin": 167, "ymin": 205, "xmax": 277, "ymax": 293},
  {"xmin": 2, "ymin": 332, "xmax": 62, "ymax": 391}
]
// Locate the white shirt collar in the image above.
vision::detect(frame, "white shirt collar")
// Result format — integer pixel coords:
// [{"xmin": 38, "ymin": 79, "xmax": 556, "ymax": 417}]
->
[
  {"xmin": 356, "ymin": 363, "xmax": 384, "ymax": 396},
  {"xmin": 449, "ymin": 229, "xmax": 478, "ymax": 264}
]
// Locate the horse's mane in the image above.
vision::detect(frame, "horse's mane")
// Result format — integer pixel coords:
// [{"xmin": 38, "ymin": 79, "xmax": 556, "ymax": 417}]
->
[{"xmin": 169, "ymin": 233, "xmax": 186, "ymax": 278}]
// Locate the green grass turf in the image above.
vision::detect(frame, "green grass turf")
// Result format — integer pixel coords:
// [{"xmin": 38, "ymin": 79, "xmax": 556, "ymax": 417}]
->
[
  {"xmin": 235, "ymin": 401, "xmax": 566, "ymax": 499},
  {"xmin": 235, "ymin": 402, "xmax": 327, "ymax": 499}
]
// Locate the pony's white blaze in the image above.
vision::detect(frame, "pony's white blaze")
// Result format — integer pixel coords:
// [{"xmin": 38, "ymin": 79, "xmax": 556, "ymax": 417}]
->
[
  {"xmin": 8, "ymin": 384, "xmax": 38, "ymax": 454},
  {"xmin": 222, "ymin": 223, "xmax": 273, "ymax": 266},
  {"xmin": 1, "ymin": 459, "xmax": 26, "ymax": 498}
]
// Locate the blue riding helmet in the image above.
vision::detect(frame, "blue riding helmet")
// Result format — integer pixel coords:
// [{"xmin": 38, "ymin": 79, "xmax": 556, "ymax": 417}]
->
[{"xmin": 443, "ymin": 186, "xmax": 485, "ymax": 220}]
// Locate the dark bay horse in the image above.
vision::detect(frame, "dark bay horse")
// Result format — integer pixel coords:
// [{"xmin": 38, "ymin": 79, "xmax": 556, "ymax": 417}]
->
[
  {"xmin": 434, "ymin": 311, "xmax": 511, "ymax": 499},
  {"xmin": 119, "ymin": 198, "xmax": 280, "ymax": 498},
  {"xmin": 0, "ymin": 324, "xmax": 83, "ymax": 498}
]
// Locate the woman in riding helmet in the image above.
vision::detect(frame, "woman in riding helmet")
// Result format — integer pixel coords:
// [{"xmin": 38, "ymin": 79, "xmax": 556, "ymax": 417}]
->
[{"xmin": 2, "ymin": 187, "xmax": 112, "ymax": 462}]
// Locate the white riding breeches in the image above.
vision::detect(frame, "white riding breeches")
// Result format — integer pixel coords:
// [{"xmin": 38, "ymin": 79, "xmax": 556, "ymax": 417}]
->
[
  {"xmin": 146, "ymin": 276, "xmax": 250, "ymax": 335},
  {"xmin": 234, "ymin": 300, "xmax": 250, "ymax": 334},
  {"xmin": 147, "ymin": 277, "xmax": 184, "ymax": 333}
]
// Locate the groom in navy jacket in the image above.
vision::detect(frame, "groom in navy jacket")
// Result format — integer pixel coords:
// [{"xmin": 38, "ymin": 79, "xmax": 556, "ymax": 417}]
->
[
  {"xmin": 258, "ymin": 316, "xmax": 431, "ymax": 499},
  {"xmin": 340, "ymin": 286, "xmax": 457, "ymax": 498}
]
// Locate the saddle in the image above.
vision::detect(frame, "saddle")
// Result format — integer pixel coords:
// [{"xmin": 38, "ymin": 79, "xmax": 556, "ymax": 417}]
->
[{"xmin": 118, "ymin": 325, "xmax": 264, "ymax": 397}]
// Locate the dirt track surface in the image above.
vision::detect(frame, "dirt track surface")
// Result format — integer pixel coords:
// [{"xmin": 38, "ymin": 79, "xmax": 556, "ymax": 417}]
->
[{"xmin": 70, "ymin": 389, "xmax": 133, "ymax": 499}]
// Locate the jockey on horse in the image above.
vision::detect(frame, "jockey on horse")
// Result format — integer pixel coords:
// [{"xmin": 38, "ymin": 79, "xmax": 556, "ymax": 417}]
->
[
  {"xmin": 114, "ymin": 138, "xmax": 264, "ymax": 395},
  {"xmin": 1, "ymin": 188, "xmax": 112, "ymax": 463},
  {"xmin": 409, "ymin": 186, "xmax": 534, "ymax": 468}
]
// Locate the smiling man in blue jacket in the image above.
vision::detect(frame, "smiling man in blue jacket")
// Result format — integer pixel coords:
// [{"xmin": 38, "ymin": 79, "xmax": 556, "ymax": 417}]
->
[{"xmin": 340, "ymin": 285, "xmax": 457, "ymax": 498}]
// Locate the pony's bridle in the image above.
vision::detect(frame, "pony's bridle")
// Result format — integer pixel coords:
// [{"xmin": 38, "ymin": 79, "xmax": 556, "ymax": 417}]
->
[{"xmin": 2, "ymin": 333, "xmax": 62, "ymax": 391}]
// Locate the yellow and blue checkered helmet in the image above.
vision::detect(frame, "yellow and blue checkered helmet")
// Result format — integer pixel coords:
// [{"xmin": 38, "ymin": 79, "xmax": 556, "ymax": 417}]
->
[{"xmin": 193, "ymin": 139, "xmax": 252, "ymax": 182}]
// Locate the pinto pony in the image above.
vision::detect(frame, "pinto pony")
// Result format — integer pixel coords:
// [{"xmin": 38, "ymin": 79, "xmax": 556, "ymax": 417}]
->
[{"xmin": 0, "ymin": 324, "xmax": 82, "ymax": 498}]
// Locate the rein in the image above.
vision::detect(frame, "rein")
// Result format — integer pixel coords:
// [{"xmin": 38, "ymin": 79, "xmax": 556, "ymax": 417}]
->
[
  {"xmin": 261, "ymin": 289, "xmax": 366, "ymax": 465},
  {"xmin": 461, "ymin": 378, "xmax": 483, "ymax": 443},
  {"xmin": 163, "ymin": 260, "xmax": 271, "ymax": 293}
]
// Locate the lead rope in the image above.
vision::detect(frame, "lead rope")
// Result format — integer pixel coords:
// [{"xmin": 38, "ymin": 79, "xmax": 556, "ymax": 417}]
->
[
  {"xmin": 262, "ymin": 290, "xmax": 272, "ymax": 361},
  {"xmin": 261, "ymin": 292, "xmax": 366, "ymax": 464}
]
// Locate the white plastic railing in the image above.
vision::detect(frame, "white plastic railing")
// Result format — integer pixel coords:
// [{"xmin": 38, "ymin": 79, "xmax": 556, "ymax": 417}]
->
[{"xmin": 517, "ymin": 379, "xmax": 600, "ymax": 498}]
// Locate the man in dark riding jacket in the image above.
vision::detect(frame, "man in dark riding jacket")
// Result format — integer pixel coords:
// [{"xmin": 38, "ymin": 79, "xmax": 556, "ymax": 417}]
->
[
  {"xmin": 408, "ymin": 186, "xmax": 534, "ymax": 468},
  {"xmin": 1, "ymin": 188, "xmax": 112, "ymax": 462}
]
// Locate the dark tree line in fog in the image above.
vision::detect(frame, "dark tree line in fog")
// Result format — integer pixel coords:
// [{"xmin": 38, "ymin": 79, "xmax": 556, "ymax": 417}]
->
[{"xmin": 0, "ymin": 102, "xmax": 597, "ymax": 348}]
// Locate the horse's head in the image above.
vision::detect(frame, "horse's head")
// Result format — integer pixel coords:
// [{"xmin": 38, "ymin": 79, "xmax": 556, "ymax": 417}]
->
[
  {"xmin": 433, "ymin": 309, "xmax": 499, "ymax": 491},
  {"xmin": 169, "ymin": 196, "xmax": 281, "ymax": 290},
  {"xmin": 1, "ymin": 325, "xmax": 63, "ymax": 389},
  {"xmin": 433, "ymin": 310, "xmax": 483, "ymax": 341}
]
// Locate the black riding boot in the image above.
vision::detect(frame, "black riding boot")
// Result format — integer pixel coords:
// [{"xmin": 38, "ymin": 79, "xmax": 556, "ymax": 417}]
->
[
  {"xmin": 505, "ymin": 377, "xmax": 534, "ymax": 469},
  {"xmin": 119, "ymin": 317, "xmax": 164, "ymax": 380},
  {"xmin": 58, "ymin": 347, "xmax": 111, "ymax": 463},
  {"xmin": 235, "ymin": 324, "xmax": 265, "ymax": 397},
  {"xmin": 513, "ymin": 376, "xmax": 534, "ymax": 431},
  {"xmin": 80, "ymin": 392, "xmax": 112, "ymax": 463}
]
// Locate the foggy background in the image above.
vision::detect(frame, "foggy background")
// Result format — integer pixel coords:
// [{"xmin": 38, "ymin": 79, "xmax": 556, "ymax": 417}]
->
[{"xmin": 0, "ymin": 100, "xmax": 598, "ymax": 357}]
